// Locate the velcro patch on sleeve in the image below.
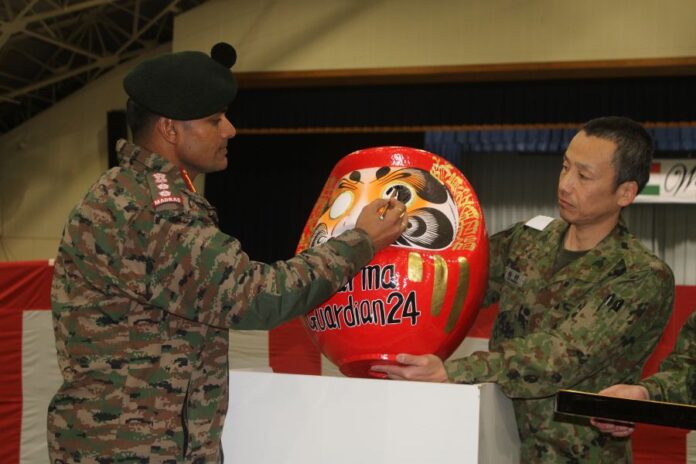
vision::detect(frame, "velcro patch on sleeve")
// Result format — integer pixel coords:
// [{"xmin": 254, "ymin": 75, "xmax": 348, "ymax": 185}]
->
[{"xmin": 149, "ymin": 172, "xmax": 183, "ymax": 210}]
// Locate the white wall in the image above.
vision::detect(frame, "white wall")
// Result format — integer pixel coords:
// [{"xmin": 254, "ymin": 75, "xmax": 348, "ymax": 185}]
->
[
  {"xmin": 175, "ymin": 0, "xmax": 696, "ymax": 70},
  {"xmin": 0, "ymin": 45, "xmax": 170, "ymax": 261}
]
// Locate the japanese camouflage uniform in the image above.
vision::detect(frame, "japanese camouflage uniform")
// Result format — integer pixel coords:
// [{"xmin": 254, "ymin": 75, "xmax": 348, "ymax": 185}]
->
[
  {"xmin": 47, "ymin": 140, "xmax": 375, "ymax": 462},
  {"xmin": 641, "ymin": 311, "xmax": 696, "ymax": 405},
  {"xmin": 445, "ymin": 216, "xmax": 674, "ymax": 463}
]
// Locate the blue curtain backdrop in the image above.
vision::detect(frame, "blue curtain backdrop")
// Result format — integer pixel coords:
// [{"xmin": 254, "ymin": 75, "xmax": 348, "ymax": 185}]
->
[{"xmin": 425, "ymin": 126, "xmax": 696, "ymax": 164}]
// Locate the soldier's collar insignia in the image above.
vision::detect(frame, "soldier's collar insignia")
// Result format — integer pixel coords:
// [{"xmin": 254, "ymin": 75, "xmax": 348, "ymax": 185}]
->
[{"xmin": 179, "ymin": 167, "xmax": 196, "ymax": 193}]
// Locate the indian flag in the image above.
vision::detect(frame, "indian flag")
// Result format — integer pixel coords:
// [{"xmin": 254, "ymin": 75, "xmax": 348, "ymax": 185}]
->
[{"xmin": 641, "ymin": 162, "xmax": 661, "ymax": 196}]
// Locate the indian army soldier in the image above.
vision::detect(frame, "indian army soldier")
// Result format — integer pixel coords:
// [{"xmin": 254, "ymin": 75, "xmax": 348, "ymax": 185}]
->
[
  {"xmin": 593, "ymin": 311, "xmax": 696, "ymax": 437},
  {"xmin": 372, "ymin": 116, "xmax": 675, "ymax": 463},
  {"xmin": 47, "ymin": 43, "xmax": 408, "ymax": 463}
]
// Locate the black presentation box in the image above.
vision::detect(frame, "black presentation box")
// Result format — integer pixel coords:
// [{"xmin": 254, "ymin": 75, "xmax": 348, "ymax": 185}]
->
[{"xmin": 555, "ymin": 389, "xmax": 696, "ymax": 429}]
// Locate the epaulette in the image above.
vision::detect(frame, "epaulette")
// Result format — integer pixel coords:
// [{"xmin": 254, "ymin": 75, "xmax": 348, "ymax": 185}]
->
[
  {"xmin": 524, "ymin": 215, "xmax": 555, "ymax": 231},
  {"xmin": 147, "ymin": 171, "xmax": 184, "ymax": 212}
]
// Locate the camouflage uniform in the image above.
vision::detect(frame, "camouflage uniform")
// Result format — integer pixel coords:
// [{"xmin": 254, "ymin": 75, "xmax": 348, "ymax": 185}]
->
[
  {"xmin": 48, "ymin": 141, "xmax": 375, "ymax": 463},
  {"xmin": 446, "ymin": 217, "xmax": 674, "ymax": 463},
  {"xmin": 640, "ymin": 311, "xmax": 696, "ymax": 405}
]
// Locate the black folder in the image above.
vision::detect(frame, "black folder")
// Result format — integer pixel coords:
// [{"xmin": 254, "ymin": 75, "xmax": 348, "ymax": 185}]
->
[{"xmin": 555, "ymin": 389, "xmax": 696, "ymax": 429}]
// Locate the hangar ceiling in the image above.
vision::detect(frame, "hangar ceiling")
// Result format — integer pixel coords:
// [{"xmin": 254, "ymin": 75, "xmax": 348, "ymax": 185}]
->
[{"xmin": 0, "ymin": 0, "xmax": 208, "ymax": 135}]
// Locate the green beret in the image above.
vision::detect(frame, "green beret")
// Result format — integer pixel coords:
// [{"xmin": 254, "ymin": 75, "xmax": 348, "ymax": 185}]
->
[{"xmin": 123, "ymin": 43, "xmax": 237, "ymax": 120}]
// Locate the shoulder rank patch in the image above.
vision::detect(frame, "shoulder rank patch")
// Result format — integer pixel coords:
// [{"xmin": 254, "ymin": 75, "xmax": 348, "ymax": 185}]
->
[
  {"xmin": 525, "ymin": 215, "xmax": 555, "ymax": 231},
  {"xmin": 148, "ymin": 172, "xmax": 183, "ymax": 211}
]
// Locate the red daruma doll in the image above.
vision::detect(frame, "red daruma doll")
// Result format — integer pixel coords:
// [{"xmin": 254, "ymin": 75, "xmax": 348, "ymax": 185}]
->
[{"xmin": 296, "ymin": 146, "xmax": 488, "ymax": 377}]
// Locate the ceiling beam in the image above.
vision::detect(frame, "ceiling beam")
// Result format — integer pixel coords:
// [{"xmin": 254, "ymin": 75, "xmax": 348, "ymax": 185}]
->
[
  {"xmin": 23, "ymin": 29, "xmax": 101, "ymax": 60},
  {"xmin": 16, "ymin": 0, "xmax": 40, "ymax": 21},
  {"xmin": 132, "ymin": 0, "xmax": 141, "ymax": 36},
  {"xmin": 1, "ymin": 48, "xmax": 141, "ymax": 99},
  {"xmin": 116, "ymin": 0, "xmax": 179, "ymax": 54},
  {"xmin": 13, "ymin": 46, "xmax": 62, "ymax": 74},
  {"xmin": 0, "ymin": 69, "xmax": 31, "ymax": 84},
  {"xmin": 21, "ymin": 0, "xmax": 111, "ymax": 24},
  {"xmin": 2, "ymin": 0, "xmax": 14, "ymax": 21}
]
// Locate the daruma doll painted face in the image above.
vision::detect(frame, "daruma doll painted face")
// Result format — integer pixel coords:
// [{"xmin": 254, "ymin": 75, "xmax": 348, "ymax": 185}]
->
[{"xmin": 297, "ymin": 146, "xmax": 488, "ymax": 377}]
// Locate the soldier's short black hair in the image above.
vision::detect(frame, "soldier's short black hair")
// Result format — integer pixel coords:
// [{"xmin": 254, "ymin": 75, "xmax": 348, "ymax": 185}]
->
[
  {"xmin": 126, "ymin": 98, "xmax": 158, "ymax": 143},
  {"xmin": 581, "ymin": 116, "xmax": 654, "ymax": 193}
]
